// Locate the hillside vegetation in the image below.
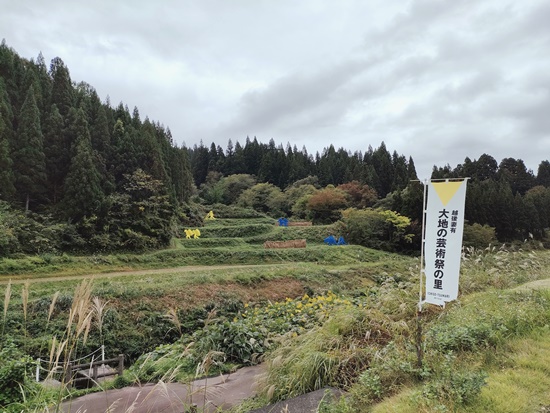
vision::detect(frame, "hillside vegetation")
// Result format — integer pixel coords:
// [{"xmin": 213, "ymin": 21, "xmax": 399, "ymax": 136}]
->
[
  {"xmin": 0, "ymin": 215, "xmax": 549, "ymax": 412},
  {"xmin": 1, "ymin": 41, "xmax": 550, "ymax": 412}
]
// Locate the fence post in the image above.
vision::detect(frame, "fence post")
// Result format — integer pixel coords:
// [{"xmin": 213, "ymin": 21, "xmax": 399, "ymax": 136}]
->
[
  {"xmin": 93, "ymin": 363, "xmax": 99, "ymax": 383},
  {"xmin": 65, "ymin": 362, "xmax": 73, "ymax": 389},
  {"xmin": 36, "ymin": 358, "xmax": 40, "ymax": 382},
  {"xmin": 101, "ymin": 345, "xmax": 105, "ymax": 363},
  {"xmin": 117, "ymin": 354, "xmax": 124, "ymax": 376}
]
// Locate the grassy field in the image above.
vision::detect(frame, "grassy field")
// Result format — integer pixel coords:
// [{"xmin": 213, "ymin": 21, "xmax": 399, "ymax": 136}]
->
[{"xmin": 1, "ymin": 217, "xmax": 549, "ymax": 412}]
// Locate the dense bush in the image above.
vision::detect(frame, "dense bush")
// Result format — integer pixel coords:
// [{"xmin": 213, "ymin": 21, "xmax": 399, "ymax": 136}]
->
[
  {"xmin": 306, "ymin": 186, "xmax": 348, "ymax": 224},
  {"xmin": 0, "ymin": 342, "xmax": 37, "ymax": 409},
  {"xmin": 205, "ymin": 203, "xmax": 267, "ymax": 218},
  {"xmin": 0, "ymin": 169, "xmax": 189, "ymax": 256},
  {"xmin": 0, "ymin": 202, "xmax": 68, "ymax": 256},
  {"xmin": 342, "ymin": 208, "xmax": 414, "ymax": 252},
  {"xmin": 463, "ymin": 223, "xmax": 497, "ymax": 249},
  {"xmin": 419, "ymin": 354, "xmax": 487, "ymax": 409}
]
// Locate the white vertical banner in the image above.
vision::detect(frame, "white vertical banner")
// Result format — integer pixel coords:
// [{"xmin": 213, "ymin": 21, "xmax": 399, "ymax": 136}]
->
[{"xmin": 424, "ymin": 179, "xmax": 467, "ymax": 306}]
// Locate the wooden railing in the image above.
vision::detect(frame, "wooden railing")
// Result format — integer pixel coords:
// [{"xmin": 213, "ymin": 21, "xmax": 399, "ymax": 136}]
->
[{"xmin": 64, "ymin": 354, "xmax": 124, "ymax": 389}]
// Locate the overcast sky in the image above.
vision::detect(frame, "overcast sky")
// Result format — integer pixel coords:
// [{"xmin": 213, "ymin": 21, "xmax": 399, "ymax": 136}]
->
[{"xmin": 2, "ymin": 0, "xmax": 549, "ymax": 178}]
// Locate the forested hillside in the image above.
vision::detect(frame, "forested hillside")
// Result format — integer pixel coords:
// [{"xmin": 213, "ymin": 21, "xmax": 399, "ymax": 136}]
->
[
  {"xmin": 0, "ymin": 40, "xmax": 195, "ymax": 253},
  {"xmin": 2, "ymin": 39, "xmax": 550, "ymax": 256}
]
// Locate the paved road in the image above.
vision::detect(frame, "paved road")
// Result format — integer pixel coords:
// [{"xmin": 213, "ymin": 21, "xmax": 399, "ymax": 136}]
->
[{"xmin": 60, "ymin": 364, "xmax": 265, "ymax": 413}]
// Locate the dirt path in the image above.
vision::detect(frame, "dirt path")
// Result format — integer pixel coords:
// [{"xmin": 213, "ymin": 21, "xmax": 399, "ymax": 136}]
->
[
  {"xmin": 514, "ymin": 277, "xmax": 550, "ymax": 291},
  {"xmin": 0, "ymin": 263, "xmax": 296, "ymax": 285}
]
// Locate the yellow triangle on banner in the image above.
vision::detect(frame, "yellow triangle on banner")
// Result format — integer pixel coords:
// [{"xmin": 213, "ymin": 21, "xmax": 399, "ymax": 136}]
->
[{"xmin": 432, "ymin": 181, "xmax": 464, "ymax": 206}]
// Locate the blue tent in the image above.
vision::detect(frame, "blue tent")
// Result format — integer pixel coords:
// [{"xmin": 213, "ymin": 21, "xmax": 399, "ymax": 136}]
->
[
  {"xmin": 324, "ymin": 235, "xmax": 337, "ymax": 245},
  {"xmin": 278, "ymin": 217, "xmax": 288, "ymax": 227}
]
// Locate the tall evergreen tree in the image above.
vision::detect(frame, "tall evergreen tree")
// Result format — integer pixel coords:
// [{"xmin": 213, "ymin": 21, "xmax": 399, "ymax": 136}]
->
[
  {"xmin": 472, "ymin": 154, "xmax": 498, "ymax": 181},
  {"xmin": 391, "ymin": 151, "xmax": 409, "ymax": 191},
  {"xmin": 110, "ymin": 119, "xmax": 138, "ymax": 185},
  {"xmin": 208, "ymin": 142, "xmax": 223, "ymax": 172},
  {"xmin": 0, "ymin": 113, "xmax": 15, "ymax": 201},
  {"xmin": 89, "ymin": 101, "xmax": 113, "ymax": 193},
  {"xmin": 169, "ymin": 146, "xmax": 193, "ymax": 203},
  {"xmin": 12, "ymin": 85, "xmax": 46, "ymax": 211},
  {"xmin": 371, "ymin": 142, "xmax": 393, "ymax": 197},
  {"xmin": 20, "ymin": 61, "xmax": 42, "ymax": 116},
  {"xmin": 0, "ymin": 78, "xmax": 14, "ymax": 149},
  {"xmin": 498, "ymin": 157, "xmax": 535, "ymax": 195},
  {"xmin": 191, "ymin": 141, "xmax": 209, "ymax": 187},
  {"xmin": 0, "ymin": 40, "xmax": 24, "ymax": 113},
  {"xmin": 536, "ymin": 160, "xmax": 550, "ymax": 187},
  {"xmin": 35, "ymin": 52, "xmax": 52, "ymax": 114},
  {"xmin": 243, "ymin": 136, "xmax": 262, "ymax": 175},
  {"xmin": 407, "ymin": 156, "xmax": 418, "ymax": 180},
  {"xmin": 525, "ymin": 186, "xmax": 550, "ymax": 231},
  {"xmin": 258, "ymin": 139, "xmax": 282, "ymax": 186},
  {"xmin": 50, "ymin": 57, "xmax": 74, "ymax": 119},
  {"xmin": 62, "ymin": 108, "xmax": 103, "ymax": 220},
  {"xmin": 224, "ymin": 138, "xmax": 235, "ymax": 175},
  {"xmin": 232, "ymin": 140, "xmax": 246, "ymax": 174},
  {"xmin": 140, "ymin": 118, "xmax": 168, "ymax": 183},
  {"xmin": 43, "ymin": 104, "xmax": 67, "ymax": 204}
]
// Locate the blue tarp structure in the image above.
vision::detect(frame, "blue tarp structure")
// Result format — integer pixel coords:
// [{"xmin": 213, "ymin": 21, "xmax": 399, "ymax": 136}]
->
[
  {"xmin": 278, "ymin": 217, "xmax": 289, "ymax": 227},
  {"xmin": 324, "ymin": 235, "xmax": 337, "ymax": 245},
  {"xmin": 324, "ymin": 235, "xmax": 347, "ymax": 245}
]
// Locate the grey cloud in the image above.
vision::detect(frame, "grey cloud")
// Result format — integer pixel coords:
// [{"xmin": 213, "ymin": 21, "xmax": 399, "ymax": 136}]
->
[{"xmin": 2, "ymin": 0, "xmax": 549, "ymax": 179}]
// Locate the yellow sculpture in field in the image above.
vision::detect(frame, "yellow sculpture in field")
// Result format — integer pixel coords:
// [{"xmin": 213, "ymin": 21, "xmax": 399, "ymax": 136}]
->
[
  {"xmin": 205, "ymin": 210, "xmax": 215, "ymax": 220},
  {"xmin": 184, "ymin": 229, "xmax": 201, "ymax": 239}
]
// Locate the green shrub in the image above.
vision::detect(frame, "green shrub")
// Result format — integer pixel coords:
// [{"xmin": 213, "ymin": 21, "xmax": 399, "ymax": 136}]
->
[
  {"xmin": 341, "ymin": 208, "xmax": 414, "ymax": 252},
  {"xmin": 206, "ymin": 203, "xmax": 267, "ymax": 218},
  {"xmin": 0, "ymin": 342, "xmax": 37, "ymax": 408},
  {"xmin": 418, "ymin": 354, "xmax": 487, "ymax": 409},
  {"xmin": 463, "ymin": 223, "xmax": 497, "ymax": 249}
]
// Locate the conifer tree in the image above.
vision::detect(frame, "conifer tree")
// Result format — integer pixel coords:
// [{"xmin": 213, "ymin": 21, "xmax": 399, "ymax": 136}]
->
[
  {"xmin": 498, "ymin": 158, "xmax": 535, "ymax": 195},
  {"xmin": 391, "ymin": 151, "xmax": 409, "ymax": 191},
  {"xmin": 35, "ymin": 52, "xmax": 52, "ymax": 114},
  {"xmin": 0, "ymin": 113, "xmax": 15, "ymax": 201},
  {"xmin": 232, "ymin": 140, "xmax": 246, "ymax": 174},
  {"xmin": 140, "ymin": 119, "xmax": 168, "ymax": 183},
  {"xmin": 169, "ymin": 146, "xmax": 193, "ymax": 203},
  {"xmin": 20, "ymin": 63, "xmax": 42, "ymax": 115},
  {"xmin": 0, "ymin": 78, "xmax": 14, "ymax": 147},
  {"xmin": 207, "ymin": 142, "xmax": 224, "ymax": 172},
  {"xmin": 243, "ymin": 137, "xmax": 262, "ymax": 175},
  {"xmin": 12, "ymin": 85, "xmax": 46, "ymax": 211},
  {"xmin": 43, "ymin": 104, "xmax": 66, "ymax": 204},
  {"xmin": 89, "ymin": 102, "xmax": 113, "ymax": 193},
  {"xmin": 50, "ymin": 57, "xmax": 74, "ymax": 118},
  {"xmin": 472, "ymin": 154, "xmax": 498, "ymax": 181},
  {"xmin": 407, "ymin": 156, "xmax": 418, "ymax": 180},
  {"xmin": 371, "ymin": 142, "xmax": 393, "ymax": 197},
  {"xmin": 536, "ymin": 160, "xmax": 550, "ymax": 187},
  {"xmin": 88, "ymin": 92, "xmax": 110, "ymax": 146},
  {"xmin": 0, "ymin": 40, "xmax": 23, "ymax": 111},
  {"xmin": 110, "ymin": 119, "xmax": 138, "ymax": 185},
  {"xmin": 191, "ymin": 141, "xmax": 209, "ymax": 186},
  {"xmin": 62, "ymin": 109, "xmax": 103, "ymax": 220}
]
